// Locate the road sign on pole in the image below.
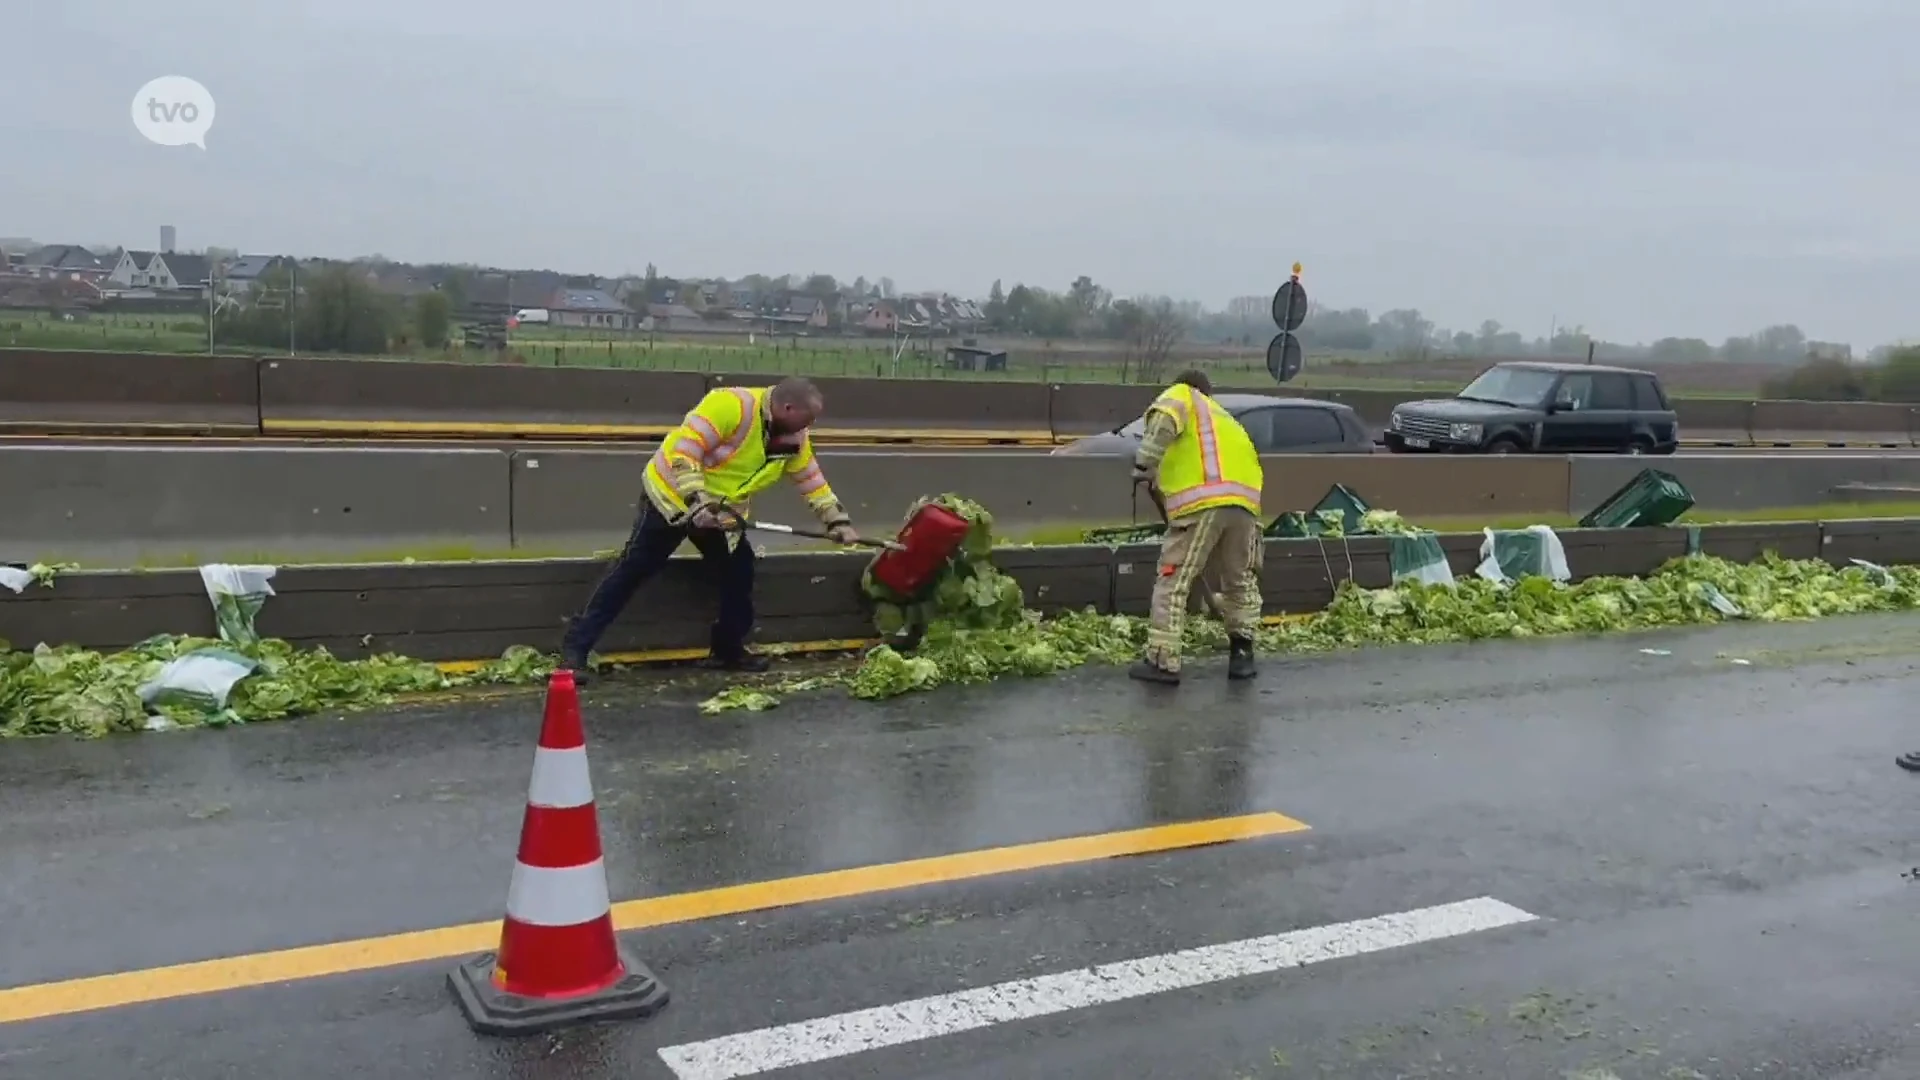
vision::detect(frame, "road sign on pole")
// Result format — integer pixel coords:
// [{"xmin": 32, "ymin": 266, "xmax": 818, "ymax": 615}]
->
[
  {"xmin": 1267, "ymin": 263, "xmax": 1307, "ymax": 384},
  {"xmin": 1266, "ymin": 333, "xmax": 1304, "ymax": 383}
]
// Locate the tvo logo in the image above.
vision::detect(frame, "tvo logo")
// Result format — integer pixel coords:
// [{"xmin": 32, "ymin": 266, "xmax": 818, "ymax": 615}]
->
[{"xmin": 131, "ymin": 76, "xmax": 216, "ymax": 149}]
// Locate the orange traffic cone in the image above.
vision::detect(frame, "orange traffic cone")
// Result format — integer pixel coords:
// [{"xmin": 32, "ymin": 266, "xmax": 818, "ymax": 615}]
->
[{"xmin": 448, "ymin": 669, "xmax": 669, "ymax": 1035}]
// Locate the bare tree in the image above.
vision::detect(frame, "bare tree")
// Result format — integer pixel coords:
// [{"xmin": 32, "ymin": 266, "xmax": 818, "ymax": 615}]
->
[{"xmin": 1113, "ymin": 295, "xmax": 1190, "ymax": 383}]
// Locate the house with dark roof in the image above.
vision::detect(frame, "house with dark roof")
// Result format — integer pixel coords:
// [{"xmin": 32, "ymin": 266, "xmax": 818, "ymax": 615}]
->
[
  {"xmin": 22, "ymin": 245, "xmax": 117, "ymax": 282},
  {"xmin": 547, "ymin": 287, "xmax": 633, "ymax": 330},
  {"xmin": 109, "ymin": 250, "xmax": 211, "ymax": 292},
  {"xmin": 221, "ymin": 254, "xmax": 294, "ymax": 295},
  {"xmin": 464, "ymin": 270, "xmax": 566, "ymax": 318}
]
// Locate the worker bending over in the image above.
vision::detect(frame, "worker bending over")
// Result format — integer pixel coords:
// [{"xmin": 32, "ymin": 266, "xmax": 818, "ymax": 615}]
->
[
  {"xmin": 560, "ymin": 376, "xmax": 859, "ymax": 680},
  {"xmin": 1130, "ymin": 369, "xmax": 1264, "ymax": 684}
]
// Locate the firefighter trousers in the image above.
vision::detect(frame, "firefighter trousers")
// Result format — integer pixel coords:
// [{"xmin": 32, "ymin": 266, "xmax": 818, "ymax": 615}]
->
[
  {"xmin": 1144, "ymin": 505, "xmax": 1263, "ymax": 672},
  {"xmin": 561, "ymin": 500, "xmax": 756, "ymax": 664}
]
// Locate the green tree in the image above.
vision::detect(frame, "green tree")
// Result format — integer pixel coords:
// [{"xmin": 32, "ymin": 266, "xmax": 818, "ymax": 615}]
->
[
  {"xmin": 1372, "ymin": 309, "xmax": 1433, "ymax": 353},
  {"xmin": 1876, "ymin": 347, "xmax": 1920, "ymax": 402},
  {"xmin": 1649, "ymin": 336, "xmax": 1714, "ymax": 363},
  {"xmin": 803, "ymin": 273, "xmax": 839, "ymax": 298},
  {"xmin": 985, "ymin": 279, "xmax": 1007, "ymax": 327},
  {"xmin": 415, "ymin": 290, "xmax": 451, "ymax": 347},
  {"xmin": 1762, "ymin": 357, "xmax": 1872, "ymax": 401},
  {"xmin": 1067, "ymin": 275, "xmax": 1111, "ymax": 322},
  {"xmin": 299, "ymin": 263, "xmax": 397, "ymax": 353}
]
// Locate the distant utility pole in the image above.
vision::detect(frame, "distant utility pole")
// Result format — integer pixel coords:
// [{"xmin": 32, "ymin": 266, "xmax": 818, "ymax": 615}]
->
[{"xmin": 289, "ymin": 259, "xmax": 297, "ymax": 356}]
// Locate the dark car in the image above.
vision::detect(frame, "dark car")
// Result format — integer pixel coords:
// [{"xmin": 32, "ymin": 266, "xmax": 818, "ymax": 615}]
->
[
  {"xmin": 1052, "ymin": 394, "xmax": 1375, "ymax": 456},
  {"xmin": 1382, "ymin": 361, "xmax": 1680, "ymax": 455}
]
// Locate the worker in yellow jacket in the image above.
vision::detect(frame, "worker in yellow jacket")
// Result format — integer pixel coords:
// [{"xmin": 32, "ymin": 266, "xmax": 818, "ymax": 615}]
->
[
  {"xmin": 560, "ymin": 376, "xmax": 859, "ymax": 680},
  {"xmin": 1130, "ymin": 369, "xmax": 1264, "ymax": 684}
]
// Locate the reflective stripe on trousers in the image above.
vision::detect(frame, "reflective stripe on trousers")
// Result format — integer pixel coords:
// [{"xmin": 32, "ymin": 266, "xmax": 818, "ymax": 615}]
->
[{"xmin": 1144, "ymin": 507, "xmax": 1263, "ymax": 672}]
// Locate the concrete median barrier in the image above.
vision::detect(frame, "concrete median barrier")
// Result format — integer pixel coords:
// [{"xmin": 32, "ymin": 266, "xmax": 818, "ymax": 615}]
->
[
  {"xmin": 1269, "ymin": 455, "xmax": 1572, "ymax": 517},
  {"xmin": 1301, "ymin": 388, "xmax": 1409, "ymax": 427},
  {"xmin": 0, "ymin": 445, "xmax": 512, "ymax": 566},
  {"xmin": 1567, "ymin": 454, "xmax": 1920, "ymax": 515},
  {"xmin": 258, "ymin": 356, "xmax": 708, "ymax": 435},
  {"xmin": 17, "ymin": 518, "xmax": 1920, "ymax": 660},
  {"xmin": 1747, "ymin": 400, "xmax": 1914, "ymax": 446},
  {"xmin": 507, "ymin": 449, "xmax": 1157, "ymax": 553},
  {"xmin": 709, "ymin": 374, "xmax": 1054, "ymax": 440},
  {"xmin": 13, "ymin": 348, "xmax": 1920, "ymax": 447},
  {"xmin": 1816, "ymin": 517, "xmax": 1920, "ymax": 568},
  {"xmin": 1048, "ymin": 383, "xmax": 1161, "ymax": 438},
  {"xmin": 1671, "ymin": 399, "xmax": 1754, "ymax": 445},
  {"xmin": 0, "ymin": 350, "xmax": 260, "ymax": 434}
]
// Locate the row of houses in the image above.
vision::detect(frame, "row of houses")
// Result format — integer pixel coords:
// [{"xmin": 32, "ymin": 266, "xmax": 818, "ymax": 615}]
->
[
  {"xmin": 1, "ymin": 244, "xmax": 299, "ymax": 305},
  {"xmin": 1, "ymin": 240, "xmax": 991, "ymax": 336}
]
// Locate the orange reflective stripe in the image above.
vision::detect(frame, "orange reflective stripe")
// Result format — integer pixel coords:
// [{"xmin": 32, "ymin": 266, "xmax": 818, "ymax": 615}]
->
[
  {"xmin": 1192, "ymin": 394, "xmax": 1224, "ymax": 482},
  {"xmin": 1164, "ymin": 480, "xmax": 1261, "ymax": 512},
  {"xmin": 707, "ymin": 387, "xmax": 759, "ymax": 467},
  {"xmin": 684, "ymin": 414, "xmax": 722, "ymax": 451},
  {"xmin": 791, "ymin": 462, "xmax": 828, "ymax": 495}
]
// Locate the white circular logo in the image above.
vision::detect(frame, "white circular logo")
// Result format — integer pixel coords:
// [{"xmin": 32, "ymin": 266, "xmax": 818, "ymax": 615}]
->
[{"xmin": 131, "ymin": 76, "xmax": 216, "ymax": 149}]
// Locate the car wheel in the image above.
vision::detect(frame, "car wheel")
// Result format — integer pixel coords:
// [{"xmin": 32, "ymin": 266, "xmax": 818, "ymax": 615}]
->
[
  {"xmin": 1484, "ymin": 436, "xmax": 1522, "ymax": 455},
  {"xmin": 1625, "ymin": 438, "xmax": 1653, "ymax": 456}
]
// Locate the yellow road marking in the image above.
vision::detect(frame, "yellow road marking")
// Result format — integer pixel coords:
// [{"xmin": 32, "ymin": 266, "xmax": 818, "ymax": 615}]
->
[
  {"xmin": 262, "ymin": 418, "xmax": 1057, "ymax": 443},
  {"xmin": 0, "ymin": 812, "xmax": 1309, "ymax": 1025},
  {"xmin": 433, "ymin": 638, "xmax": 877, "ymax": 676},
  {"xmin": 432, "ymin": 620, "xmax": 1311, "ymax": 676}
]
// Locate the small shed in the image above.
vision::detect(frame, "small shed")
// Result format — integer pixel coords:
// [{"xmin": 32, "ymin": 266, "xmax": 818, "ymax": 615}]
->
[{"xmin": 945, "ymin": 344, "xmax": 1008, "ymax": 372}]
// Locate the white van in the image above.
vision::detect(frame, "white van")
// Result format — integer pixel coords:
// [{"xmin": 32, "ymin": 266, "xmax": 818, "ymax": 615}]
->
[{"xmin": 513, "ymin": 307, "xmax": 551, "ymax": 324}]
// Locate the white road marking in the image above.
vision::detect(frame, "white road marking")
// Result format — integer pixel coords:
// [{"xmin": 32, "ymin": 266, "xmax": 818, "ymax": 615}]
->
[{"xmin": 657, "ymin": 896, "xmax": 1540, "ymax": 1080}]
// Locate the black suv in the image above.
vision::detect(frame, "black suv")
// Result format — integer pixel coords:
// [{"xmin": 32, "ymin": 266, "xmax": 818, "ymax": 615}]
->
[{"xmin": 1382, "ymin": 361, "xmax": 1679, "ymax": 455}]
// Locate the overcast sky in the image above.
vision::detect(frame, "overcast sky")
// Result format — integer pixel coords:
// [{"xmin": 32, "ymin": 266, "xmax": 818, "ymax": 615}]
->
[{"xmin": 8, "ymin": 1, "xmax": 1916, "ymax": 346}]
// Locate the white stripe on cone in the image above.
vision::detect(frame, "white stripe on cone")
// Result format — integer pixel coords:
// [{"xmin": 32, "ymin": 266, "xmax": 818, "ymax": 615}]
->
[
  {"xmin": 505, "ymin": 859, "xmax": 614, "ymax": 927},
  {"xmin": 526, "ymin": 746, "xmax": 595, "ymax": 809}
]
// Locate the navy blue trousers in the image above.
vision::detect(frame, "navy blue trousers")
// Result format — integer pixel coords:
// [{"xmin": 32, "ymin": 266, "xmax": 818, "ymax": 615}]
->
[{"xmin": 560, "ymin": 500, "xmax": 755, "ymax": 663}]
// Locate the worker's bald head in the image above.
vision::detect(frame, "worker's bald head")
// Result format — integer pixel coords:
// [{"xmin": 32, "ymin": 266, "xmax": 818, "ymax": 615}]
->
[{"xmin": 767, "ymin": 376, "xmax": 822, "ymax": 435}]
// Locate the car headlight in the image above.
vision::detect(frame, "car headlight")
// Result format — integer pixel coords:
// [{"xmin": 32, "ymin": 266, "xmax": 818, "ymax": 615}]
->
[
  {"xmin": 1388, "ymin": 411, "xmax": 1402, "ymax": 430},
  {"xmin": 1449, "ymin": 422, "xmax": 1483, "ymax": 443}
]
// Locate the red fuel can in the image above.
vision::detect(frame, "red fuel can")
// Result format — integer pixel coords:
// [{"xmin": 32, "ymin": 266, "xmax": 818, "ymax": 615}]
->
[{"xmin": 871, "ymin": 503, "xmax": 972, "ymax": 597}]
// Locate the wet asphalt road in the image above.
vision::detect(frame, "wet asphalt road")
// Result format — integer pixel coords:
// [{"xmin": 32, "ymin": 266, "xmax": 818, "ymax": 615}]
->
[{"xmin": 3, "ymin": 616, "xmax": 1919, "ymax": 1079}]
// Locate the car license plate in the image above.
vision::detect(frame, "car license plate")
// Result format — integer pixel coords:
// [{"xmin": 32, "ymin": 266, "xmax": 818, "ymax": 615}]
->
[{"xmin": 1403, "ymin": 436, "xmax": 1431, "ymax": 448}]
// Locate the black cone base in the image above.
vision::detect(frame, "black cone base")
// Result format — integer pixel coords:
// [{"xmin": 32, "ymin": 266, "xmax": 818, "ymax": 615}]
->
[{"xmin": 448, "ymin": 944, "xmax": 669, "ymax": 1037}]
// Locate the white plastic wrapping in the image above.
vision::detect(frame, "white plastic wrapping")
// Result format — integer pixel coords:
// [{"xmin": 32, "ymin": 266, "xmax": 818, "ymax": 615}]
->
[{"xmin": 199, "ymin": 564, "xmax": 277, "ymax": 646}]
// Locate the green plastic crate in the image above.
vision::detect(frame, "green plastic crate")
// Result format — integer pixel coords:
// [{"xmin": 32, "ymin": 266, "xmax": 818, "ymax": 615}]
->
[
  {"xmin": 1091, "ymin": 483, "xmax": 1373, "ymax": 544},
  {"xmin": 1577, "ymin": 468, "xmax": 1695, "ymax": 529},
  {"xmin": 1265, "ymin": 485, "xmax": 1373, "ymax": 538},
  {"xmin": 1082, "ymin": 523, "xmax": 1167, "ymax": 545}
]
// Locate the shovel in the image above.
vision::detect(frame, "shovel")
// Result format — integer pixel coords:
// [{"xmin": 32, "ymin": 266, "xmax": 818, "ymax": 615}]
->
[
  {"xmin": 706, "ymin": 505, "xmax": 904, "ymax": 551},
  {"xmin": 743, "ymin": 519, "xmax": 905, "ymax": 551}
]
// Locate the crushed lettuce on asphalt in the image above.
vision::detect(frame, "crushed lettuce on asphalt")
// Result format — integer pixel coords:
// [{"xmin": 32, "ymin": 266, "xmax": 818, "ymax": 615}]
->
[
  {"xmin": 11, "ymin": 525, "xmax": 1920, "ymax": 735},
  {"xmin": 0, "ymin": 636, "xmax": 556, "ymax": 739}
]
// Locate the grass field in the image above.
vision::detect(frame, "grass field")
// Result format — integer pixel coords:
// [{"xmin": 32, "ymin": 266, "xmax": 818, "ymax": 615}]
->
[
  {"xmin": 1, "ymin": 310, "xmax": 1788, "ymax": 398},
  {"xmin": 35, "ymin": 501, "xmax": 1920, "ymax": 570}
]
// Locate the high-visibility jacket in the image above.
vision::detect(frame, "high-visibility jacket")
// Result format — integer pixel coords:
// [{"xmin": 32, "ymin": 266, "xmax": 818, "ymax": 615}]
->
[
  {"xmin": 643, "ymin": 386, "xmax": 841, "ymax": 522},
  {"xmin": 1147, "ymin": 384, "xmax": 1263, "ymax": 519}
]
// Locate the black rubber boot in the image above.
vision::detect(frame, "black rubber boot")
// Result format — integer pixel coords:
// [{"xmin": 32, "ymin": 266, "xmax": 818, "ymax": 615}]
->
[
  {"xmin": 558, "ymin": 637, "xmax": 593, "ymax": 686},
  {"xmin": 1898, "ymin": 751, "xmax": 1920, "ymax": 772},
  {"xmin": 703, "ymin": 651, "xmax": 771, "ymax": 674},
  {"xmin": 1227, "ymin": 635, "xmax": 1258, "ymax": 680},
  {"xmin": 1129, "ymin": 659, "xmax": 1181, "ymax": 685}
]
